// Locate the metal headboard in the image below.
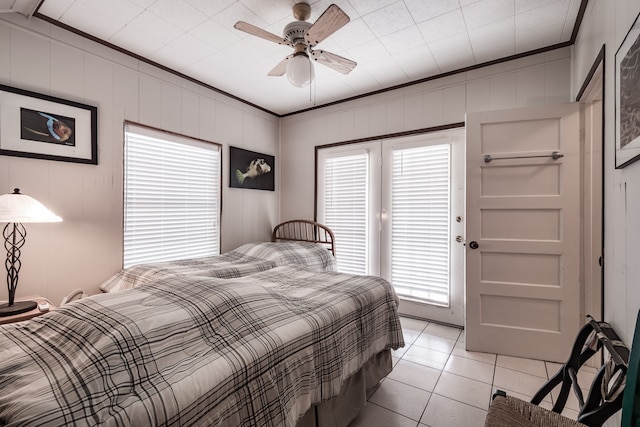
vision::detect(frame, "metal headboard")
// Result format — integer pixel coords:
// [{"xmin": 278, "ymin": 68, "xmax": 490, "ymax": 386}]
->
[{"xmin": 272, "ymin": 220, "xmax": 336, "ymax": 257}]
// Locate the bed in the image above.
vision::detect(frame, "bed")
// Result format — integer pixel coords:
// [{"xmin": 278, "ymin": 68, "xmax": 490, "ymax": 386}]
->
[
  {"xmin": 99, "ymin": 241, "xmax": 337, "ymax": 293},
  {"xmin": 0, "ymin": 220, "xmax": 404, "ymax": 427},
  {"xmin": 101, "ymin": 220, "xmax": 337, "ymax": 294}
]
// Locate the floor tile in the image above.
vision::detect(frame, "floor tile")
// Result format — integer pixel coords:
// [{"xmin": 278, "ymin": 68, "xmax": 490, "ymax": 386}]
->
[
  {"xmin": 392, "ymin": 356, "xmax": 400, "ymax": 366},
  {"xmin": 402, "ymin": 329, "xmax": 422, "ymax": 345},
  {"xmin": 493, "ymin": 366, "xmax": 548, "ymax": 396},
  {"xmin": 393, "ymin": 345, "xmax": 410, "ymax": 359},
  {"xmin": 444, "ymin": 355, "xmax": 495, "ymax": 384},
  {"xmin": 423, "ymin": 323, "xmax": 462, "ymax": 341},
  {"xmin": 546, "ymin": 361, "xmax": 563, "ymax": 378},
  {"xmin": 414, "ymin": 333, "xmax": 457, "ymax": 354},
  {"xmin": 550, "ymin": 384, "xmax": 590, "ymax": 412},
  {"xmin": 496, "ymin": 355, "xmax": 547, "ymax": 378},
  {"xmin": 420, "ymin": 393, "xmax": 487, "ymax": 427},
  {"xmin": 376, "ymin": 318, "xmax": 591, "ymax": 427},
  {"xmin": 576, "ymin": 365, "xmax": 598, "ymax": 388},
  {"xmin": 545, "ymin": 361, "xmax": 598, "ymax": 390},
  {"xmin": 350, "ymin": 402, "xmax": 418, "ymax": 427},
  {"xmin": 451, "ymin": 341, "xmax": 497, "ymax": 365},
  {"xmin": 400, "ymin": 316, "xmax": 429, "ymax": 333},
  {"xmin": 369, "ymin": 378, "xmax": 431, "ymax": 421},
  {"xmin": 434, "ymin": 372, "xmax": 492, "ymax": 410},
  {"xmin": 403, "ymin": 345, "xmax": 451, "ymax": 370},
  {"xmin": 387, "ymin": 359, "xmax": 442, "ymax": 392}
]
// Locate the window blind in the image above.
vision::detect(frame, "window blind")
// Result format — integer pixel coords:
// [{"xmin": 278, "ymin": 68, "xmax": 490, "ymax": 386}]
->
[
  {"xmin": 124, "ymin": 125, "xmax": 220, "ymax": 268},
  {"xmin": 323, "ymin": 153, "xmax": 368, "ymax": 275},
  {"xmin": 391, "ymin": 144, "xmax": 450, "ymax": 306}
]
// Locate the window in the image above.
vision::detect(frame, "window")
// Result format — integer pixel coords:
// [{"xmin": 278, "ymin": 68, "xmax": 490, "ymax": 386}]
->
[{"xmin": 124, "ymin": 123, "xmax": 221, "ymax": 268}]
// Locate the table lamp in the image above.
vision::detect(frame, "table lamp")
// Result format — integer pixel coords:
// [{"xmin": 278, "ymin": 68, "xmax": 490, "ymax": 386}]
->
[{"xmin": 0, "ymin": 188, "xmax": 62, "ymax": 317}]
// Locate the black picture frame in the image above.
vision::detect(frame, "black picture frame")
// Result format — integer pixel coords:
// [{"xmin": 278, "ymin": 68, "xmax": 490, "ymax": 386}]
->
[
  {"xmin": 0, "ymin": 84, "xmax": 97, "ymax": 164},
  {"xmin": 615, "ymin": 11, "xmax": 640, "ymax": 168},
  {"xmin": 229, "ymin": 146, "xmax": 275, "ymax": 191}
]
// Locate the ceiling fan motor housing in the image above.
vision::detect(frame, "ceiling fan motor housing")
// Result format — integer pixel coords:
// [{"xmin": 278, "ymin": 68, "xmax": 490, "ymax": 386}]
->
[{"xmin": 283, "ymin": 21, "xmax": 312, "ymax": 45}]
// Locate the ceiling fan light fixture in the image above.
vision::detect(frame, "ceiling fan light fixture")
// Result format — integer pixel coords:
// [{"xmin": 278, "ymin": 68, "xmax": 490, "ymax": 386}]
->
[{"xmin": 286, "ymin": 53, "xmax": 314, "ymax": 88}]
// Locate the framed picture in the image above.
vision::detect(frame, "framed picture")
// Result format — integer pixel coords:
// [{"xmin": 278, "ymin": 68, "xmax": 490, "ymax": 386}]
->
[
  {"xmin": 229, "ymin": 146, "xmax": 275, "ymax": 191},
  {"xmin": 0, "ymin": 84, "xmax": 97, "ymax": 164},
  {"xmin": 615, "ymin": 11, "xmax": 640, "ymax": 168}
]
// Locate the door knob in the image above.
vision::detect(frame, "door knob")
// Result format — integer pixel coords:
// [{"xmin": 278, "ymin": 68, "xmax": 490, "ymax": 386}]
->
[{"xmin": 469, "ymin": 241, "xmax": 479, "ymax": 249}]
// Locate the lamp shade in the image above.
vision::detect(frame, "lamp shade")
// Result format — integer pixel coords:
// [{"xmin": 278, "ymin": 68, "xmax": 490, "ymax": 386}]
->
[
  {"xmin": 0, "ymin": 189, "xmax": 62, "ymax": 223},
  {"xmin": 286, "ymin": 53, "xmax": 314, "ymax": 88}
]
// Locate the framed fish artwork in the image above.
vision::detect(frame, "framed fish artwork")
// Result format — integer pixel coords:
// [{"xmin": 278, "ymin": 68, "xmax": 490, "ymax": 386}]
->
[
  {"xmin": 229, "ymin": 146, "xmax": 275, "ymax": 191},
  {"xmin": 615, "ymin": 10, "xmax": 640, "ymax": 168},
  {"xmin": 0, "ymin": 84, "xmax": 97, "ymax": 164}
]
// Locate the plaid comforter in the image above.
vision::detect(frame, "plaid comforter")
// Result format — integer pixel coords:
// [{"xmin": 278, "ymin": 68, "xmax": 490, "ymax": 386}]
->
[
  {"xmin": 100, "ymin": 242, "xmax": 337, "ymax": 293},
  {"xmin": 0, "ymin": 265, "xmax": 404, "ymax": 427}
]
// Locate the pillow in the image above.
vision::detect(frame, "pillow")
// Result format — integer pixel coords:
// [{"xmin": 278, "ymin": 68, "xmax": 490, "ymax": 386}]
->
[{"xmin": 232, "ymin": 241, "xmax": 337, "ymax": 272}]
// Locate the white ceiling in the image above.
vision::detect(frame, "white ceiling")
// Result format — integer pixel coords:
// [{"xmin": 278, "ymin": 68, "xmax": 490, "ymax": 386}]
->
[{"xmin": 30, "ymin": 0, "xmax": 584, "ymax": 116}]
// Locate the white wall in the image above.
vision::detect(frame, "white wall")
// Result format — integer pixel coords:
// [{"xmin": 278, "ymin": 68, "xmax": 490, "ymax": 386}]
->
[
  {"xmin": 280, "ymin": 48, "xmax": 572, "ymax": 221},
  {"xmin": 0, "ymin": 15, "xmax": 280, "ymax": 305},
  {"xmin": 573, "ymin": 0, "xmax": 640, "ymax": 347}
]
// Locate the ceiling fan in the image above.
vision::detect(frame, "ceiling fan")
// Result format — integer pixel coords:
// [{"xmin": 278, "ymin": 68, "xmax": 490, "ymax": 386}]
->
[{"xmin": 234, "ymin": 3, "xmax": 357, "ymax": 88}]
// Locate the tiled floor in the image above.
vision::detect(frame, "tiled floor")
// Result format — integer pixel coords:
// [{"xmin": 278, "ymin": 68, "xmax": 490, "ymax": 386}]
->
[{"xmin": 349, "ymin": 316, "xmax": 597, "ymax": 427}]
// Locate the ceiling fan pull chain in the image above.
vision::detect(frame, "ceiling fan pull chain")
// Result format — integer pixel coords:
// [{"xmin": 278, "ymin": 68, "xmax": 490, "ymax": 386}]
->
[{"xmin": 309, "ymin": 76, "xmax": 313, "ymax": 103}]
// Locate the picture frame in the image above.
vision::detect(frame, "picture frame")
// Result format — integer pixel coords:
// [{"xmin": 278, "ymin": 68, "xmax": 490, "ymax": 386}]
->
[
  {"xmin": 0, "ymin": 84, "xmax": 97, "ymax": 164},
  {"xmin": 229, "ymin": 146, "xmax": 275, "ymax": 191},
  {"xmin": 615, "ymin": 11, "xmax": 640, "ymax": 168}
]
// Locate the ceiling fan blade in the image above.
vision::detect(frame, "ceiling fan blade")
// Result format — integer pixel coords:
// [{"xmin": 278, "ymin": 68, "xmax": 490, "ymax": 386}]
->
[
  {"xmin": 304, "ymin": 4, "xmax": 350, "ymax": 46},
  {"xmin": 311, "ymin": 50, "xmax": 356, "ymax": 74},
  {"xmin": 234, "ymin": 21, "xmax": 291, "ymax": 46},
  {"xmin": 268, "ymin": 55, "xmax": 293, "ymax": 76}
]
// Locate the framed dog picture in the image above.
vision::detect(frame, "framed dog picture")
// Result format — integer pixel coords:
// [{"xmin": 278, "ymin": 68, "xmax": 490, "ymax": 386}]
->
[
  {"xmin": 229, "ymin": 146, "xmax": 275, "ymax": 191},
  {"xmin": 0, "ymin": 84, "xmax": 97, "ymax": 164}
]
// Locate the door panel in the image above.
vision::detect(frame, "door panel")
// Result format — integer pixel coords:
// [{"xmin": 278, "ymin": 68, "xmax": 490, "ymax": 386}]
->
[
  {"xmin": 382, "ymin": 129, "xmax": 465, "ymax": 326},
  {"xmin": 465, "ymin": 103, "xmax": 581, "ymax": 362}
]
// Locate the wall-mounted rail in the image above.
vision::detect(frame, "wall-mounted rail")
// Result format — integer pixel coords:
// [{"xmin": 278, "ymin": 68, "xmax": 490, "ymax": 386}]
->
[{"xmin": 484, "ymin": 151, "xmax": 563, "ymax": 163}]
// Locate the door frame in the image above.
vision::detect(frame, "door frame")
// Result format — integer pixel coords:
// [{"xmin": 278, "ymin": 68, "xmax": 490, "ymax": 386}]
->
[
  {"xmin": 575, "ymin": 45, "xmax": 605, "ymax": 323},
  {"xmin": 314, "ymin": 123, "xmax": 466, "ymax": 327}
]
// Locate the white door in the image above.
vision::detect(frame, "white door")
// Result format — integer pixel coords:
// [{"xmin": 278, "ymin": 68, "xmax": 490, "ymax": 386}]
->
[
  {"xmin": 317, "ymin": 129, "xmax": 465, "ymax": 326},
  {"xmin": 465, "ymin": 103, "xmax": 581, "ymax": 362},
  {"xmin": 381, "ymin": 130, "xmax": 465, "ymax": 325}
]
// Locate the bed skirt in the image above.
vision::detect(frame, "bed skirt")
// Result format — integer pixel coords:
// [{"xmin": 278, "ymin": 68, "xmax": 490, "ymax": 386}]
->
[{"xmin": 296, "ymin": 349, "xmax": 392, "ymax": 427}]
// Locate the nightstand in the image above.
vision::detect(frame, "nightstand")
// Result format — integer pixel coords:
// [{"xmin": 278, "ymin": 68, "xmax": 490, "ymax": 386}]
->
[{"xmin": 0, "ymin": 295, "xmax": 55, "ymax": 325}]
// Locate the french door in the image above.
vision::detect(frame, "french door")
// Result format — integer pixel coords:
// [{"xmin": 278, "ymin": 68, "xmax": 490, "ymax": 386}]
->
[{"xmin": 317, "ymin": 128, "xmax": 465, "ymax": 325}]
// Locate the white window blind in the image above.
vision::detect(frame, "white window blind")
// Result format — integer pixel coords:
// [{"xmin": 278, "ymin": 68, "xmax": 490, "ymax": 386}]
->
[
  {"xmin": 124, "ymin": 125, "xmax": 220, "ymax": 268},
  {"xmin": 323, "ymin": 153, "xmax": 369, "ymax": 275},
  {"xmin": 391, "ymin": 144, "xmax": 450, "ymax": 306}
]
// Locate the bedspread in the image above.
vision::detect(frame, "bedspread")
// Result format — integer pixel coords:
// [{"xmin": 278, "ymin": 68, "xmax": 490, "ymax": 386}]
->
[
  {"xmin": 100, "ymin": 241, "xmax": 337, "ymax": 293},
  {"xmin": 0, "ymin": 265, "xmax": 403, "ymax": 427}
]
